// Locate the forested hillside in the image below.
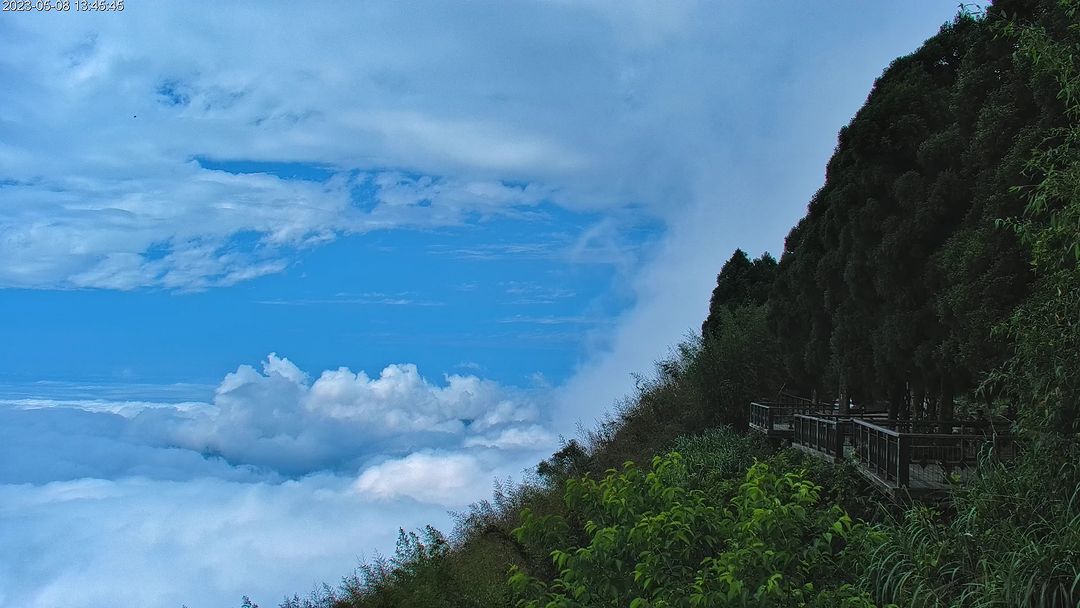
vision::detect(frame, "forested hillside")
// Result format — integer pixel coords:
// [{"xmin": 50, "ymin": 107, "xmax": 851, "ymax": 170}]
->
[{"xmin": 260, "ymin": 1, "xmax": 1079, "ymax": 606}]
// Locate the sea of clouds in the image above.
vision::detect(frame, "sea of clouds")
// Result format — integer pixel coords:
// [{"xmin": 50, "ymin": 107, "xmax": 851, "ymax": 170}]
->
[{"xmin": 0, "ymin": 355, "xmax": 556, "ymax": 607}]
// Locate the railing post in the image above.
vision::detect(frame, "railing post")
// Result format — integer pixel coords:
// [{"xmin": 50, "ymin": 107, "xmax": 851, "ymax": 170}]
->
[
  {"xmin": 853, "ymin": 422, "xmax": 863, "ymax": 463},
  {"xmin": 831, "ymin": 421, "xmax": 842, "ymax": 458},
  {"xmin": 897, "ymin": 433, "xmax": 911, "ymax": 487}
]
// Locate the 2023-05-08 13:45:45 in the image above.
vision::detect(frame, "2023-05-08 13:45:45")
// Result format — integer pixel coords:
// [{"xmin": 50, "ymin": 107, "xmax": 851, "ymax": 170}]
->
[{"xmin": 2, "ymin": 0, "xmax": 124, "ymax": 11}]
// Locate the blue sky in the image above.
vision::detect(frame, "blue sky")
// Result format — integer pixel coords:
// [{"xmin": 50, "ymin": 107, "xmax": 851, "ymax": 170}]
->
[
  {"xmin": 0, "ymin": 3, "xmax": 967, "ymax": 607},
  {"xmin": 0, "ymin": 196, "xmax": 658, "ymax": 387}
]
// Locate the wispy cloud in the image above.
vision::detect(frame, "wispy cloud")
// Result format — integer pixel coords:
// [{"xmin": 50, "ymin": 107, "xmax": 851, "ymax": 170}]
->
[
  {"xmin": 502, "ymin": 281, "xmax": 577, "ymax": 305},
  {"xmin": 430, "ymin": 242, "xmax": 557, "ymax": 261},
  {"xmin": 497, "ymin": 314, "xmax": 606, "ymax": 325},
  {"xmin": 255, "ymin": 292, "xmax": 444, "ymax": 307}
]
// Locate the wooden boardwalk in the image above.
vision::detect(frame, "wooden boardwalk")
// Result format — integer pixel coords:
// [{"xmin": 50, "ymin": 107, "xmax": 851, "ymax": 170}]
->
[
  {"xmin": 748, "ymin": 396, "xmax": 835, "ymax": 439},
  {"xmin": 753, "ymin": 398, "xmax": 1016, "ymax": 499}
]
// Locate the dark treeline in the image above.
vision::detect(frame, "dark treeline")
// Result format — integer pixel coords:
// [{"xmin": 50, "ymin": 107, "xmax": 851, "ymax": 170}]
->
[
  {"xmin": 256, "ymin": 1, "xmax": 1079, "ymax": 606},
  {"xmin": 711, "ymin": 0, "xmax": 1069, "ymax": 424}
]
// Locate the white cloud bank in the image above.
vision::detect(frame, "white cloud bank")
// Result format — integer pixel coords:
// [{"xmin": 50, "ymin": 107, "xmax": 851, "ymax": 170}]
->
[
  {"xmin": 0, "ymin": 355, "xmax": 555, "ymax": 608},
  {"xmin": 0, "ymin": 475, "xmax": 446, "ymax": 608},
  {"xmin": 0, "ymin": 1, "xmax": 675, "ymax": 291},
  {"xmin": 2, "ymin": 354, "xmax": 553, "ymax": 483},
  {"xmin": 1, "ymin": 3, "xmax": 959, "ymax": 293}
]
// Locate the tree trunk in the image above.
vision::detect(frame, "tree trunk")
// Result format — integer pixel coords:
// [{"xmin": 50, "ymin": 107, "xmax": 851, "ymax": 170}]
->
[
  {"xmin": 838, "ymin": 380, "xmax": 850, "ymax": 416},
  {"xmin": 888, "ymin": 382, "xmax": 904, "ymax": 421},
  {"xmin": 939, "ymin": 377, "xmax": 955, "ymax": 424}
]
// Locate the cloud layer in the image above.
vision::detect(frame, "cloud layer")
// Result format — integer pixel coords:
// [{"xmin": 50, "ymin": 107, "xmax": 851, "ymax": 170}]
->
[
  {"xmin": 2, "ymin": 2, "xmax": 956, "ymax": 292},
  {"xmin": 0, "ymin": 475, "xmax": 448, "ymax": 608},
  {"xmin": 0, "ymin": 1, "xmax": 694, "ymax": 290},
  {"xmin": 2, "ymin": 354, "xmax": 553, "ymax": 483},
  {"xmin": 0, "ymin": 355, "xmax": 555, "ymax": 607}
]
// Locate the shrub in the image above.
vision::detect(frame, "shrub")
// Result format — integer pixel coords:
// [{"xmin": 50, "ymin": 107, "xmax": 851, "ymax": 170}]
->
[
  {"xmin": 666, "ymin": 427, "xmax": 772, "ymax": 497},
  {"xmin": 510, "ymin": 453, "xmax": 876, "ymax": 607}
]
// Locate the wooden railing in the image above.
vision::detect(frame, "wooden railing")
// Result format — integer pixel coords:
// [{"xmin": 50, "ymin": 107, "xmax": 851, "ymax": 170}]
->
[
  {"xmin": 850, "ymin": 418, "xmax": 1015, "ymax": 490},
  {"xmin": 749, "ymin": 401, "xmax": 772, "ymax": 432},
  {"xmin": 793, "ymin": 412, "xmax": 893, "ymax": 460},
  {"xmin": 793, "ymin": 414, "xmax": 849, "ymax": 460},
  {"xmin": 749, "ymin": 397, "xmax": 835, "ymax": 436}
]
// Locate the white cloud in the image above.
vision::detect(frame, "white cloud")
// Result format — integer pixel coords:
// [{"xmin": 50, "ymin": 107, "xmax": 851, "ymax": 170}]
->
[
  {"xmin": 463, "ymin": 425, "xmax": 558, "ymax": 450},
  {"xmin": 141, "ymin": 354, "xmax": 547, "ymax": 477},
  {"xmin": 0, "ymin": 354, "xmax": 556, "ymax": 607},
  {"xmin": 0, "ymin": 353, "xmax": 553, "ymax": 483},
  {"xmin": 0, "ymin": 2, "xmax": 620, "ymax": 291},
  {"xmin": 0, "ymin": 475, "xmax": 450, "ymax": 608},
  {"xmin": 354, "ymin": 452, "xmax": 490, "ymax": 505},
  {"xmin": 1, "ymin": 2, "xmax": 958, "ymax": 291}
]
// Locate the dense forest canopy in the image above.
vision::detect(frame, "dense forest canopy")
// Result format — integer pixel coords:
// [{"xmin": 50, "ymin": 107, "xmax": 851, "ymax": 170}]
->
[{"xmin": 701, "ymin": 0, "xmax": 1078, "ymax": 430}]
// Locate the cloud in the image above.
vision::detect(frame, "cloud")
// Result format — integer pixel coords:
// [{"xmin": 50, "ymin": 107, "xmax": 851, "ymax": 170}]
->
[
  {"xmin": 0, "ymin": 354, "xmax": 556, "ymax": 607},
  {"xmin": 430, "ymin": 242, "xmax": 559, "ymax": 261},
  {"xmin": 0, "ymin": 475, "xmax": 452, "ymax": 608},
  {"xmin": 354, "ymin": 452, "xmax": 490, "ymax": 505},
  {"xmin": 0, "ymin": 163, "xmax": 554, "ymax": 291},
  {"xmin": 0, "ymin": 353, "xmax": 553, "ymax": 483},
  {"xmin": 89, "ymin": 353, "xmax": 544, "ymax": 479},
  {"xmin": 502, "ymin": 282, "xmax": 577, "ymax": 305},
  {"xmin": 463, "ymin": 425, "xmax": 558, "ymax": 450},
  {"xmin": 1, "ymin": 2, "xmax": 955, "ymax": 292},
  {"xmin": 255, "ymin": 292, "xmax": 444, "ymax": 307},
  {"xmin": 497, "ymin": 315, "xmax": 606, "ymax": 326},
  {"xmin": 0, "ymin": 1, "xmax": 654, "ymax": 291}
]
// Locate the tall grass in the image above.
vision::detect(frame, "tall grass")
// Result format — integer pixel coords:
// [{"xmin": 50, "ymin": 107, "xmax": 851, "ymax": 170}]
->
[{"xmin": 858, "ymin": 439, "xmax": 1080, "ymax": 608}]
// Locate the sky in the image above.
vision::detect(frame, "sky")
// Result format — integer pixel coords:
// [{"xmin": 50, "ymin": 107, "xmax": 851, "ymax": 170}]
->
[{"xmin": 0, "ymin": 3, "xmax": 966, "ymax": 607}]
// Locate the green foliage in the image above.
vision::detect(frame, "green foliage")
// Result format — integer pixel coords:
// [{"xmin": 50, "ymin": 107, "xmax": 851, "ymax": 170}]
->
[
  {"xmin": 299, "ymin": 523, "xmax": 524, "ymax": 608},
  {"xmin": 537, "ymin": 440, "xmax": 592, "ymax": 484},
  {"xmin": 767, "ymin": 447, "xmax": 878, "ymax": 521},
  {"xmin": 857, "ymin": 442, "xmax": 1080, "ymax": 607},
  {"xmin": 510, "ymin": 454, "xmax": 875, "ymax": 607},
  {"xmin": 987, "ymin": 0, "xmax": 1080, "ymax": 434},
  {"xmin": 666, "ymin": 427, "xmax": 772, "ymax": 496},
  {"xmin": 581, "ymin": 306, "xmax": 781, "ymax": 475},
  {"xmin": 697, "ymin": 306, "xmax": 784, "ymax": 430},
  {"xmin": 332, "ymin": 526, "xmax": 459, "ymax": 608},
  {"xmin": 703, "ymin": 250, "xmax": 779, "ymax": 337}
]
